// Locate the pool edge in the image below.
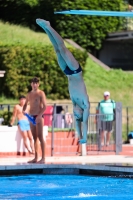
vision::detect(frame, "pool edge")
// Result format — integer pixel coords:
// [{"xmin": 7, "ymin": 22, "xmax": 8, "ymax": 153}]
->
[{"xmin": 0, "ymin": 164, "xmax": 133, "ymax": 177}]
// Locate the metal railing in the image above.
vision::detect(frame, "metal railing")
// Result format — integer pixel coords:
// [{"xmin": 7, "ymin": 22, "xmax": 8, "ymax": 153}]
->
[
  {"xmin": 0, "ymin": 102, "xmax": 124, "ymax": 147},
  {"xmin": 0, "ymin": 102, "xmax": 122, "ymax": 155},
  {"xmin": 49, "ymin": 102, "xmax": 122, "ymax": 156}
]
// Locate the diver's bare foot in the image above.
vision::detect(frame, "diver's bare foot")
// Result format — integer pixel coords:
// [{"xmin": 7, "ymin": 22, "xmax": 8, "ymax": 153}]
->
[
  {"xmin": 27, "ymin": 158, "xmax": 37, "ymax": 163},
  {"xmin": 37, "ymin": 158, "xmax": 45, "ymax": 164},
  {"xmin": 36, "ymin": 19, "xmax": 50, "ymax": 28}
]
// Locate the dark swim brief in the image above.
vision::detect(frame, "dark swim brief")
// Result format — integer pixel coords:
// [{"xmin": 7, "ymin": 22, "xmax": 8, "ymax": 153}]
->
[
  {"xmin": 32, "ymin": 114, "xmax": 44, "ymax": 120},
  {"xmin": 64, "ymin": 64, "xmax": 82, "ymax": 75}
]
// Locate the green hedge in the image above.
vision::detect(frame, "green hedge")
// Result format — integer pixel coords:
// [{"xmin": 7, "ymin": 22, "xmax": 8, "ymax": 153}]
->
[{"xmin": 0, "ymin": 45, "xmax": 88, "ymax": 99}]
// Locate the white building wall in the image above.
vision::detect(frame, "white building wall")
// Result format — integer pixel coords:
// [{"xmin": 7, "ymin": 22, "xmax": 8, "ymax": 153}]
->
[{"xmin": 0, "ymin": 126, "xmax": 48, "ymax": 153}]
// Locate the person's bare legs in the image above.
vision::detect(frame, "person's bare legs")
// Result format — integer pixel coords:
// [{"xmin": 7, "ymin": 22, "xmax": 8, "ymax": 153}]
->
[
  {"xmin": 36, "ymin": 19, "xmax": 79, "ymax": 71},
  {"xmin": 106, "ymin": 132, "xmax": 111, "ymax": 146},
  {"xmin": 18, "ymin": 127, "xmax": 32, "ymax": 153},
  {"xmin": 101, "ymin": 131, "xmax": 105, "ymax": 146},
  {"xmin": 28, "ymin": 124, "xmax": 39, "ymax": 163},
  {"xmin": 36, "ymin": 118, "xmax": 45, "ymax": 163},
  {"xmin": 27, "ymin": 130, "xmax": 35, "ymax": 154}
]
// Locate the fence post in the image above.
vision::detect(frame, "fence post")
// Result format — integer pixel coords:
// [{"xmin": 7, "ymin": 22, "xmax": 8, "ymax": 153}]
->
[
  {"xmin": 8, "ymin": 104, "xmax": 10, "ymax": 120},
  {"xmin": 115, "ymin": 102, "xmax": 122, "ymax": 155},
  {"xmin": 96, "ymin": 115, "xmax": 101, "ymax": 151},
  {"xmin": 81, "ymin": 144, "xmax": 87, "ymax": 156},
  {"xmin": 126, "ymin": 107, "xmax": 129, "ymax": 142},
  {"xmin": 51, "ymin": 104, "xmax": 56, "ymax": 157}
]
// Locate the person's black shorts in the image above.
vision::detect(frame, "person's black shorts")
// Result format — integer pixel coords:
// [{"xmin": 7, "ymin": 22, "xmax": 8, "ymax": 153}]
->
[{"xmin": 100, "ymin": 121, "xmax": 113, "ymax": 132}]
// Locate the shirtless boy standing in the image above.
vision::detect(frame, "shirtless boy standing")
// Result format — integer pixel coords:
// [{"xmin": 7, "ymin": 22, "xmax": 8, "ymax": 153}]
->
[
  {"xmin": 23, "ymin": 77, "xmax": 47, "ymax": 163},
  {"xmin": 10, "ymin": 95, "xmax": 34, "ymax": 154}
]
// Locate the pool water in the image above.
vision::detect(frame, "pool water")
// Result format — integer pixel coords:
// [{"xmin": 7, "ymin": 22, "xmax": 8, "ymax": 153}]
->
[{"xmin": 0, "ymin": 174, "xmax": 133, "ymax": 200}]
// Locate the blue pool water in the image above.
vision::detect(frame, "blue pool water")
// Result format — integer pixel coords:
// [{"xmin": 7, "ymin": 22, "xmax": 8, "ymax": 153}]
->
[{"xmin": 0, "ymin": 174, "xmax": 133, "ymax": 200}]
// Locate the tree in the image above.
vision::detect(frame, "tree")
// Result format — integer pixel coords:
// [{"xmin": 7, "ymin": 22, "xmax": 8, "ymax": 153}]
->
[
  {"xmin": 0, "ymin": 0, "xmax": 126, "ymax": 53},
  {"xmin": 51, "ymin": 0, "xmax": 125, "ymax": 53}
]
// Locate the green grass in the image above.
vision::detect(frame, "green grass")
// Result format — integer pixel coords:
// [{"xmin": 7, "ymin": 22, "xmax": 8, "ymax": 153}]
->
[
  {"xmin": 0, "ymin": 21, "xmax": 72, "ymax": 47},
  {"xmin": 0, "ymin": 95, "xmax": 18, "ymax": 104},
  {"xmin": 84, "ymin": 57, "xmax": 133, "ymax": 106},
  {"xmin": 0, "ymin": 21, "xmax": 52, "ymax": 46}
]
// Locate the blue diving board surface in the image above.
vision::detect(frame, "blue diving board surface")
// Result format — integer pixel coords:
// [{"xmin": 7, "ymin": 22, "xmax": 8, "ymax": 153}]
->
[{"xmin": 54, "ymin": 10, "xmax": 133, "ymax": 17}]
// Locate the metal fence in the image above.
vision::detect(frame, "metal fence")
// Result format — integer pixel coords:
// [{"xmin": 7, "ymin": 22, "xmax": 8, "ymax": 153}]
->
[
  {"xmin": 49, "ymin": 102, "xmax": 122, "ymax": 156},
  {"xmin": 122, "ymin": 106, "xmax": 133, "ymax": 141},
  {"xmin": 0, "ymin": 102, "xmax": 124, "ymax": 156}
]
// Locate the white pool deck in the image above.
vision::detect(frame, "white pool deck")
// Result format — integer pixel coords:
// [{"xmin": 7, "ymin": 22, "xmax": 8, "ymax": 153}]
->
[{"xmin": 1, "ymin": 154, "xmax": 133, "ymax": 165}]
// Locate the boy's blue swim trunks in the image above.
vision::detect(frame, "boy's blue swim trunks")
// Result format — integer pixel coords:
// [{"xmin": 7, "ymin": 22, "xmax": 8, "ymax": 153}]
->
[{"xmin": 18, "ymin": 119, "xmax": 30, "ymax": 131}]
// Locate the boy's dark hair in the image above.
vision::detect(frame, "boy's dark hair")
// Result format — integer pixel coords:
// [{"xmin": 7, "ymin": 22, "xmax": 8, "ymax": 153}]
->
[
  {"xmin": 19, "ymin": 95, "xmax": 26, "ymax": 100},
  {"xmin": 30, "ymin": 77, "xmax": 40, "ymax": 83}
]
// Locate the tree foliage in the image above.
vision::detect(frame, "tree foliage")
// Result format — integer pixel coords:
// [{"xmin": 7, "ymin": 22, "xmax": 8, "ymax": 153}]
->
[
  {"xmin": 129, "ymin": 0, "xmax": 133, "ymax": 5},
  {"xmin": 0, "ymin": 0, "xmax": 126, "ymax": 52},
  {"xmin": 51, "ymin": 0, "xmax": 125, "ymax": 52}
]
